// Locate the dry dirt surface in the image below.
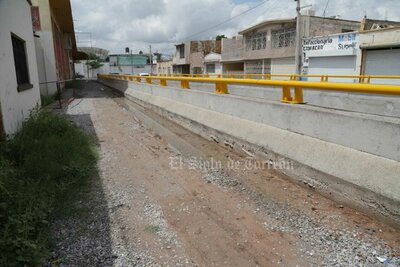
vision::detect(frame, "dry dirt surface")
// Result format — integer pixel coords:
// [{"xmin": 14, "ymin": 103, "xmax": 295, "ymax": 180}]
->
[{"xmin": 49, "ymin": 81, "xmax": 399, "ymax": 267}]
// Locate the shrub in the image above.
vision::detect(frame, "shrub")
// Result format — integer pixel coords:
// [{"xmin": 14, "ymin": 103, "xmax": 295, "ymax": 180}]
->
[
  {"xmin": 0, "ymin": 111, "xmax": 98, "ymax": 266},
  {"xmin": 40, "ymin": 95, "xmax": 56, "ymax": 107}
]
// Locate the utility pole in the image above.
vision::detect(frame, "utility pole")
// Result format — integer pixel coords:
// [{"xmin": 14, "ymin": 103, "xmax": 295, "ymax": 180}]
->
[
  {"xmin": 149, "ymin": 45, "xmax": 152, "ymax": 75},
  {"xmin": 130, "ymin": 48, "xmax": 134, "ymax": 75},
  {"xmin": 294, "ymin": 0, "xmax": 302, "ymax": 75}
]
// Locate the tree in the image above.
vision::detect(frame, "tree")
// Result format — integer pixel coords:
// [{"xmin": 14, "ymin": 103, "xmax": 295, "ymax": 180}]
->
[
  {"xmin": 86, "ymin": 58, "xmax": 104, "ymax": 78},
  {"xmin": 216, "ymin": 35, "xmax": 227, "ymax": 41}
]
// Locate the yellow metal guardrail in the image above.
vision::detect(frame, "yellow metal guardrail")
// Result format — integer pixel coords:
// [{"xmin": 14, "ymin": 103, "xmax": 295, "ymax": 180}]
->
[
  {"xmin": 98, "ymin": 74, "xmax": 400, "ymax": 104},
  {"xmin": 158, "ymin": 73, "xmax": 400, "ymax": 84}
]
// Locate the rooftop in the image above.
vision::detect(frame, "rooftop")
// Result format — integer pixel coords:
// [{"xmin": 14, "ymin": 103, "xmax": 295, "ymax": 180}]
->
[{"xmin": 239, "ymin": 15, "xmax": 360, "ymax": 34}]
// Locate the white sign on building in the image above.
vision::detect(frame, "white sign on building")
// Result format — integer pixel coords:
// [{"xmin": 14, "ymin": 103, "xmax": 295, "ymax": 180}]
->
[
  {"xmin": 302, "ymin": 32, "xmax": 359, "ymax": 82},
  {"xmin": 303, "ymin": 32, "xmax": 358, "ymax": 67}
]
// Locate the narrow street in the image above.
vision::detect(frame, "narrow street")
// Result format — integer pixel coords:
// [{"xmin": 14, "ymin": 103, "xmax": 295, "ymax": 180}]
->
[{"xmin": 50, "ymin": 81, "xmax": 399, "ymax": 266}]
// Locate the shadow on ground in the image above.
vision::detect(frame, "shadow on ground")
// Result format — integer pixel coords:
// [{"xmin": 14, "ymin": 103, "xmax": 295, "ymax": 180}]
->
[{"xmin": 47, "ymin": 82, "xmax": 116, "ymax": 266}]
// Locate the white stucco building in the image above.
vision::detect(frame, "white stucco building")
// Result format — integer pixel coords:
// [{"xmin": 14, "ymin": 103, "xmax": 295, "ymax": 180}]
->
[
  {"xmin": 204, "ymin": 53, "xmax": 222, "ymax": 75},
  {"xmin": 0, "ymin": 0, "xmax": 41, "ymax": 135}
]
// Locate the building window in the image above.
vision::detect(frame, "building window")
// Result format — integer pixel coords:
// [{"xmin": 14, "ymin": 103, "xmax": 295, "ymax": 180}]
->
[
  {"xmin": 11, "ymin": 33, "xmax": 32, "ymax": 91},
  {"xmin": 245, "ymin": 32, "xmax": 267, "ymax": 51},
  {"xmin": 271, "ymin": 28, "xmax": 296, "ymax": 48},
  {"xmin": 178, "ymin": 45, "xmax": 185, "ymax": 58},
  {"xmin": 206, "ymin": 64, "xmax": 216, "ymax": 73}
]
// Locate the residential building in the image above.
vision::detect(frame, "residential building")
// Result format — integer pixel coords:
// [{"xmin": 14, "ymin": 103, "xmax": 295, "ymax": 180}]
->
[
  {"xmin": 204, "ymin": 53, "xmax": 222, "ymax": 75},
  {"xmin": 172, "ymin": 40, "xmax": 221, "ymax": 74},
  {"xmin": 156, "ymin": 60, "xmax": 173, "ymax": 76},
  {"xmin": 31, "ymin": 0, "xmax": 78, "ymax": 95},
  {"xmin": 221, "ymin": 36, "xmax": 244, "ymax": 74},
  {"xmin": 358, "ymin": 19, "xmax": 400, "ymax": 84},
  {"xmin": 302, "ymin": 18, "xmax": 400, "ymax": 84},
  {"xmin": 0, "ymin": 0, "xmax": 41, "ymax": 135},
  {"xmin": 223, "ymin": 10, "xmax": 360, "ymax": 76},
  {"xmin": 109, "ymin": 54, "xmax": 151, "ymax": 75}
]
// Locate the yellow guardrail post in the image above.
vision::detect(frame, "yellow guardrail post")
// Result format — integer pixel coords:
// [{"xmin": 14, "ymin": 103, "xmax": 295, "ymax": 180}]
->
[
  {"xmin": 215, "ymin": 82, "xmax": 229, "ymax": 94},
  {"xmin": 281, "ymin": 87, "xmax": 293, "ymax": 103},
  {"xmin": 136, "ymin": 77, "xmax": 141, "ymax": 82},
  {"xmin": 160, "ymin": 79, "xmax": 167, "ymax": 86},
  {"xmin": 146, "ymin": 78, "xmax": 152, "ymax": 84},
  {"xmin": 180, "ymin": 80, "xmax": 190, "ymax": 89},
  {"xmin": 293, "ymin": 88, "xmax": 304, "ymax": 104},
  {"xmin": 361, "ymin": 76, "xmax": 371, "ymax": 84}
]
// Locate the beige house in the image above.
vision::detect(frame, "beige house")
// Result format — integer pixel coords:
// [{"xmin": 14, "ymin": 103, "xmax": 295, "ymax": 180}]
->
[
  {"xmin": 156, "ymin": 60, "xmax": 173, "ymax": 76},
  {"xmin": 221, "ymin": 36, "xmax": 244, "ymax": 74},
  {"xmin": 222, "ymin": 11, "xmax": 360, "ymax": 76},
  {"xmin": 31, "ymin": 0, "xmax": 78, "ymax": 95},
  {"xmin": 172, "ymin": 40, "xmax": 221, "ymax": 74}
]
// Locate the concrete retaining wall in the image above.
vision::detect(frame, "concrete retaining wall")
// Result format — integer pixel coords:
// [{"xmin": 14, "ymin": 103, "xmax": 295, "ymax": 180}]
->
[
  {"xmin": 98, "ymin": 77, "xmax": 400, "ymax": 225},
  {"xmin": 164, "ymin": 81, "xmax": 400, "ymax": 118}
]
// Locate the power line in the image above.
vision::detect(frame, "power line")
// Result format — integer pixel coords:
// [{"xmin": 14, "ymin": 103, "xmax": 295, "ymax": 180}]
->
[
  {"xmin": 323, "ymin": 0, "xmax": 330, "ymax": 17},
  {"xmin": 177, "ymin": 0, "xmax": 269, "ymax": 42}
]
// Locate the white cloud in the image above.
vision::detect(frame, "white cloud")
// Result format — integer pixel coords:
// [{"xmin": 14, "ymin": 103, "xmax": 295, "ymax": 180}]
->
[{"xmin": 71, "ymin": 0, "xmax": 400, "ymax": 54}]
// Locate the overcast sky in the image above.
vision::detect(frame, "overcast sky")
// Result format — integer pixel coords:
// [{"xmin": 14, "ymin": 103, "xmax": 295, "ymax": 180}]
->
[{"xmin": 71, "ymin": 0, "xmax": 400, "ymax": 55}]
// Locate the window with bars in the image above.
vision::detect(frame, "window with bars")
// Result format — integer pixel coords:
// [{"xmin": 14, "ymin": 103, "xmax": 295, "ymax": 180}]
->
[
  {"xmin": 245, "ymin": 32, "xmax": 267, "ymax": 51},
  {"xmin": 271, "ymin": 28, "xmax": 296, "ymax": 48},
  {"xmin": 11, "ymin": 33, "xmax": 32, "ymax": 91}
]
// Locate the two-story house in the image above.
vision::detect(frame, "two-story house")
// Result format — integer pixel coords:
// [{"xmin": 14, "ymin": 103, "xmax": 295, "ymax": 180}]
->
[
  {"xmin": 172, "ymin": 40, "xmax": 221, "ymax": 74},
  {"xmin": 221, "ymin": 10, "xmax": 360, "ymax": 76}
]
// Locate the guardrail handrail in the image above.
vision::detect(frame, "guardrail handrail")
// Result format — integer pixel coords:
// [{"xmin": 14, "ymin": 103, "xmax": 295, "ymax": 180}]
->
[
  {"xmin": 98, "ymin": 74, "xmax": 400, "ymax": 104},
  {"xmin": 155, "ymin": 73, "xmax": 400, "ymax": 84}
]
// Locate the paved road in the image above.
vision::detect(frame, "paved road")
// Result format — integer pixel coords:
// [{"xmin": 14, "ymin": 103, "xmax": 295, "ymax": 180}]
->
[{"xmin": 50, "ymin": 81, "xmax": 399, "ymax": 266}]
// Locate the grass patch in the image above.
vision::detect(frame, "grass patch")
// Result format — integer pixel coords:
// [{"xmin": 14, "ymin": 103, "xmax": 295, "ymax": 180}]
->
[
  {"xmin": 144, "ymin": 225, "xmax": 161, "ymax": 234},
  {"xmin": 40, "ymin": 94, "xmax": 57, "ymax": 107},
  {"xmin": 0, "ymin": 111, "xmax": 98, "ymax": 266}
]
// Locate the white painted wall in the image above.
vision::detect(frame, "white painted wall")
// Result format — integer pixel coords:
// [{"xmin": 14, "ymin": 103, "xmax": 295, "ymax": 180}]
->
[
  {"xmin": 109, "ymin": 65, "xmax": 152, "ymax": 75},
  {"xmin": 204, "ymin": 53, "xmax": 222, "ymax": 74},
  {"xmin": 205, "ymin": 62, "xmax": 222, "ymax": 74},
  {"xmin": 32, "ymin": 0, "xmax": 58, "ymax": 95},
  {"xmin": 75, "ymin": 62, "xmax": 110, "ymax": 78},
  {"xmin": 0, "ymin": 0, "xmax": 41, "ymax": 135},
  {"xmin": 271, "ymin": 57, "xmax": 295, "ymax": 78}
]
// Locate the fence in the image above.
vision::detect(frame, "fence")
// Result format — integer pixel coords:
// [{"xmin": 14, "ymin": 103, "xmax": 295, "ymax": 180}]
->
[{"xmin": 98, "ymin": 74, "xmax": 400, "ymax": 104}]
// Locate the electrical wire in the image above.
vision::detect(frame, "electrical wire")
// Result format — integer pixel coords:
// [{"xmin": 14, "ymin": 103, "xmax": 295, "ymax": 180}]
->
[
  {"xmin": 177, "ymin": 0, "xmax": 270, "ymax": 42},
  {"xmin": 323, "ymin": 0, "xmax": 331, "ymax": 17}
]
